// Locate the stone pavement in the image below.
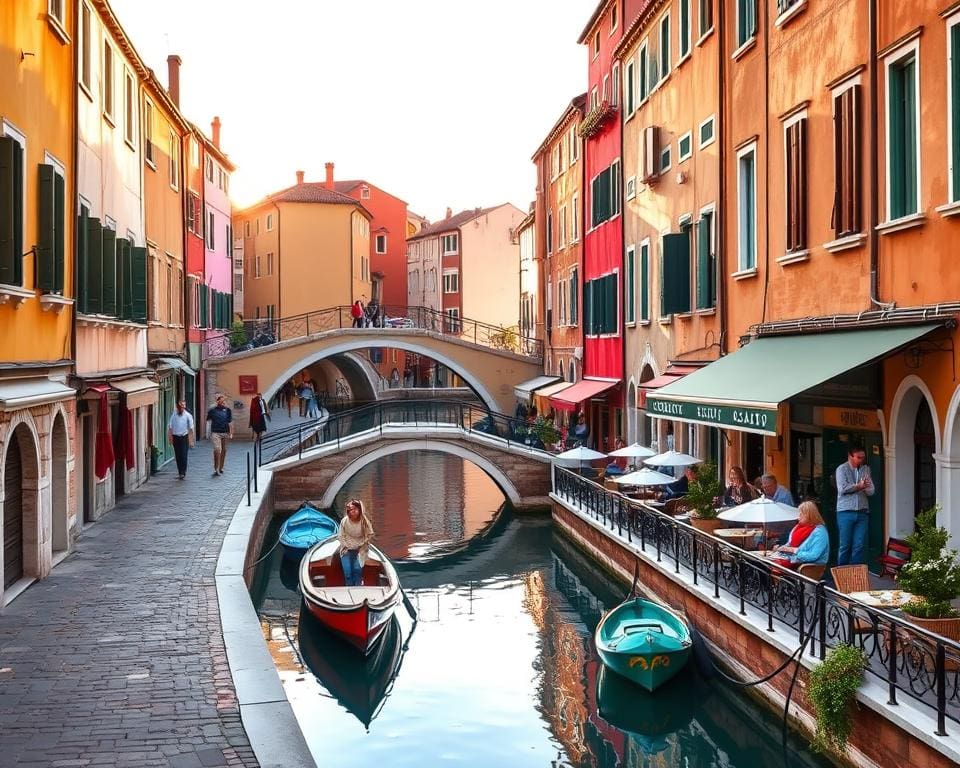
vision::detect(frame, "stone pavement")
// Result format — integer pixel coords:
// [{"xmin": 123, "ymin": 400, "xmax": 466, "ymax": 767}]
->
[{"xmin": 0, "ymin": 439, "xmax": 260, "ymax": 768}]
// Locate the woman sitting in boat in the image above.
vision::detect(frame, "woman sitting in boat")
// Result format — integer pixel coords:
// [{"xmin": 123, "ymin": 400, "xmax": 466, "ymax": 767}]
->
[
  {"xmin": 769, "ymin": 501, "xmax": 829, "ymax": 570},
  {"xmin": 721, "ymin": 466, "xmax": 759, "ymax": 507},
  {"xmin": 338, "ymin": 499, "xmax": 375, "ymax": 587}
]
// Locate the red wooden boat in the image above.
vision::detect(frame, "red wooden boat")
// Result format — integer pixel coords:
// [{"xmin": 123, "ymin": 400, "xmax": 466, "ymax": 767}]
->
[{"xmin": 298, "ymin": 537, "xmax": 401, "ymax": 654}]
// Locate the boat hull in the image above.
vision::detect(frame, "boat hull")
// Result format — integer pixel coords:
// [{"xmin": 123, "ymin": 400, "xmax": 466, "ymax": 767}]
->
[
  {"xmin": 301, "ymin": 591, "xmax": 400, "ymax": 654},
  {"xmin": 279, "ymin": 505, "xmax": 339, "ymax": 561},
  {"xmin": 595, "ymin": 644, "xmax": 690, "ymax": 692}
]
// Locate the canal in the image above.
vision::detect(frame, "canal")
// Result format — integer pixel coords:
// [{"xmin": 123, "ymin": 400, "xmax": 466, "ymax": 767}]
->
[{"xmin": 250, "ymin": 451, "xmax": 836, "ymax": 767}]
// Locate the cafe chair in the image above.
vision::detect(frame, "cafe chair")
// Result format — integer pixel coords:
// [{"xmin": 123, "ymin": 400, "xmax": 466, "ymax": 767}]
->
[
  {"xmin": 797, "ymin": 563, "xmax": 826, "ymax": 581},
  {"xmin": 830, "ymin": 564, "xmax": 874, "ymax": 636},
  {"xmin": 877, "ymin": 537, "xmax": 912, "ymax": 579},
  {"xmin": 663, "ymin": 498, "xmax": 690, "ymax": 516}
]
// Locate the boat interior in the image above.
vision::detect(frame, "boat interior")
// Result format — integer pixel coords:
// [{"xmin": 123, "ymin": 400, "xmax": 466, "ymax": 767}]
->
[{"xmin": 307, "ymin": 551, "xmax": 393, "ymax": 605}]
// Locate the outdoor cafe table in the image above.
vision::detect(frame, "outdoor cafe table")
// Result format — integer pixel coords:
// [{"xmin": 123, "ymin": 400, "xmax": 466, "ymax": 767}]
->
[
  {"xmin": 848, "ymin": 590, "xmax": 915, "ymax": 609},
  {"xmin": 714, "ymin": 528, "xmax": 761, "ymax": 550}
]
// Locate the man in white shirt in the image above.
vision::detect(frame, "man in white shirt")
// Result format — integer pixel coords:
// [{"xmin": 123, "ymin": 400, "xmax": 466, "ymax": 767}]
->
[{"xmin": 167, "ymin": 400, "xmax": 195, "ymax": 480}]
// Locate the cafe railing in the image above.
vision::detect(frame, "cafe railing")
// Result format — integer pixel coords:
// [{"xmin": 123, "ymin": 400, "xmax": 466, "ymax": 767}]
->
[{"xmin": 553, "ymin": 467, "xmax": 960, "ymax": 735}]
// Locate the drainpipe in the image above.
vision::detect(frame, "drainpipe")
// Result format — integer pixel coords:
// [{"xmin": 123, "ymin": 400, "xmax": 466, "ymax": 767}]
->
[
  {"xmin": 70, "ymin": 1, "xmax": 79, "ymax": 372},
  {"xmin": 275, "ymin": 203, "xmax": 281, "ymax": 321},
  {"xmin": 717, "ymin": 0, "xmax": 727, "ymax": 353},
  {"xmin": 868, "ymin": 0, "xmax": 894, "ymax": 310},
  {"xmin": 760, "ymin": 0, "xmax": 771, "ymax": 324}
]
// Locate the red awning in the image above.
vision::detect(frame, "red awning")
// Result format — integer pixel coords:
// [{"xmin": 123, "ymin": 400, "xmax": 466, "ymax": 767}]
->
[
  {"xmin": 638, "ymin": 365, "xmax": 700, "ymax": 408},
  {"xmin": 550, "ymin": 379, "xmax": 617, "ymax": 412}
]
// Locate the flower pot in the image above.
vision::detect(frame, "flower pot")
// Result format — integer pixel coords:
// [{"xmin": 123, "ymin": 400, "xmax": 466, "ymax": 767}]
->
[
  {"xmin": 690, "ymin": 517, "xmax": 726, "ymax": 536},
  {"xmin": 896, "ymin": 614, "xmax": 960, "ymax": 671}
]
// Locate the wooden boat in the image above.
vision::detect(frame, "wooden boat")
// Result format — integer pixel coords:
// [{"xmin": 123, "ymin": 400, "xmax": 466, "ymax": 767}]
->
[
  {"xmin": 594, "ymin": 597, "xmax": 692, "ymax": 692},
  {"xmin": 298, "ymin": 536, "xmax": 402, "ymax": 654},
  {"xmin": 298, "ymin": 610, "xmax": 404, "ymax": 729},
  {"xmin": 279, "ymin": 503, "xmax": 339, "ymax": 561}
]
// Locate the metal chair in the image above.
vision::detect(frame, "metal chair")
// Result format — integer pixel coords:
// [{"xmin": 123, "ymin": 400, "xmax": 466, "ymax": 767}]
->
[{"xmin": 877, "ymin": 537, "xmax": 912, "ymax": 579}]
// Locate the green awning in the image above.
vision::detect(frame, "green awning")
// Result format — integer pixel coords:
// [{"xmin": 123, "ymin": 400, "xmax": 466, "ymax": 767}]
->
[{"xmin": 646, "ymin": 324, "xmax": 940, "ymax": 436}]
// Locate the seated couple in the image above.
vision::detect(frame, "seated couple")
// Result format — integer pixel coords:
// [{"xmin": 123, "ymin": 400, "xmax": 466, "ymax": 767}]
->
[{"xmin": 768, "ymin": 501, "xmax": 829, "ymax": 570}]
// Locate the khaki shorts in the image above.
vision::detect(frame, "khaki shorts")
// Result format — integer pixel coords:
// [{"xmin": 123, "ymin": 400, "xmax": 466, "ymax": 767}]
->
[{"xmin": 211, "ymin": 432, "xmax": 230, "ymax": 451}]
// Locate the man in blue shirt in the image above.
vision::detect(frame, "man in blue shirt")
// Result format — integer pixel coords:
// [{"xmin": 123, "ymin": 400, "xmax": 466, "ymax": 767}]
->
[
  {"xmin": 206, "ymin": 394, "xmax": 233, "ymax": 476},
  {"xmin": 760, "ymin": 473, "xmax": 795, "ymax": 505},
  {"xmin": 835, "ymin": 446, "xmax": 874, "ymax": 565}
]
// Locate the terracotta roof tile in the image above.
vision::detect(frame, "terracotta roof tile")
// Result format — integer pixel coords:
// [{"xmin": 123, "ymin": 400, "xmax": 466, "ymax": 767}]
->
[
  {"xmin": 267, "ymin": 183, "xmax": 360, "ymax": 205},
  {"xmin": 407, "ymin": 207, "xmax": 499, "ymax": 241}
]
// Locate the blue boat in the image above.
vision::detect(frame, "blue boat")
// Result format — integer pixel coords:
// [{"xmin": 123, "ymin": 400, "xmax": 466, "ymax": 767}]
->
[
  {"xmin": 280, "ymin": 503, "xmax": 339, "ymax": 561},
  {"xmin": 594, "ymin": 597, "xmax": 692, "ymax": 692}
]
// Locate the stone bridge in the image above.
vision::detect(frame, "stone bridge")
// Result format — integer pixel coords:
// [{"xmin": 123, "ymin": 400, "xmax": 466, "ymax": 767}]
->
[{"xmin": 269, "ymin": 424, "xmax": 554, "ymax": 512}]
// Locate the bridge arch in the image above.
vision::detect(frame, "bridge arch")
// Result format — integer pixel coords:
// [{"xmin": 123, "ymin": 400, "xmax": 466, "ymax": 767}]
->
[{"xmin": 316, "ymin": 439, "xmax": 522, "ymax": 508}]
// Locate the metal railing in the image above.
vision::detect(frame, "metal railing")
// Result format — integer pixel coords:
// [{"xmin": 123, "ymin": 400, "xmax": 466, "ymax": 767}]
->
[
  {"xmin": 203, "ymin": 305, "xmax": 543, "ymax": 360},
  {"xmin": 553, "ymin": 467, "xmax": 960, "ymax": 736}
]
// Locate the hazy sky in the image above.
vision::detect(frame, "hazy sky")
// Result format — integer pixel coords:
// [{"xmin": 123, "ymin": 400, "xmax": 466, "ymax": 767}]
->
[{"xmin": 110, "ymin": 0, "xmax": 597, "ymax": 221}]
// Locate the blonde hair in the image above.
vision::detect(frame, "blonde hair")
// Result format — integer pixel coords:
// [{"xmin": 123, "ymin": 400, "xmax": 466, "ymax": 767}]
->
[{"xmin": 798, "ymin": 500, "xmax": 824, "ymax": 526}]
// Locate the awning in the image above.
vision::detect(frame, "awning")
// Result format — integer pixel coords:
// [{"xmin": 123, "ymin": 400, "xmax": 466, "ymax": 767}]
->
[
  {"xmin": 0, "ymin": 378, "xmax": 75, "ymax": 411},
  {"xmin": 534, "ymin": 381, "xmax": 575, "ymax": 400},
  {"xmin": 646, "ymin": 324, "xmax": 940, "ymax": 436},
  {"xmin": 514, "ymin": 375, "xmax": 561, "ymax": 402},
  {"xmin": 156, "ymin": 357, "xmax": 196, "ymax": 376},
  {"xmin": 550, "ymin": 378, "xmax": 618, "ymax": 412},
  {"xmin": 638, "ymin": 365, "xmax": 702, "ymax": 409},
  {"xmin": 110, "ymin": 376, "xmax": 160, "ymax": 409}
]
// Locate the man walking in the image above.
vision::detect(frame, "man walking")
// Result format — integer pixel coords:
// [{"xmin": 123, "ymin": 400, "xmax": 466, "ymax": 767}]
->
[
  {"xmin": 206, "ymin": 394, "xmax": 233, "ymax": 476},
  {"xmin": 167, "ymin": 400, "xmax": 194, "ymax": 480},
  {"xmin": 835, "ymin": 446, "xmax": 874, "ymax": 565}
]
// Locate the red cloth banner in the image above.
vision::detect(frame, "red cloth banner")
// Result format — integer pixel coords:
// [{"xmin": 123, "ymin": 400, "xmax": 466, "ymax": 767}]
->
[{"xmin": 94, "ymin": 393, "xmax": 115, "ymax": 479}]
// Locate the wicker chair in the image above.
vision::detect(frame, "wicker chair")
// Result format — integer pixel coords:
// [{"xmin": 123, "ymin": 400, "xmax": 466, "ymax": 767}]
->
[
  {"xmin": 831, "ymin": 564, "xmax": 873, "ymax": 635},
  {"xmin": 798, "ymin": 563, "xmax": 826, "ymax": 581}
]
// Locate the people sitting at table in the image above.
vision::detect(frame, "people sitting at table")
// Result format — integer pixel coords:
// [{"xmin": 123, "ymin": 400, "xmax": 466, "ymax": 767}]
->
[
  {"xmin": 760, "ymin": 473, "xmax": 795, "ymax": 505},
  {"xmin": 722, "ymin": 466, "xmax": 759, "ymax": 507},
  {"xmin": 605, "ymin": 437, "xmax": 628, "ymax": 476},
  {"xmin": 769, "ymin": 501, "xmax": 829, "ymax": 570},
  {"xmin": 662, "ymin": 465, "xmax": 697, "ymax": 500}
]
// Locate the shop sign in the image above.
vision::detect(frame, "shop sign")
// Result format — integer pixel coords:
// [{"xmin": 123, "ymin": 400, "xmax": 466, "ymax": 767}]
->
[
  {"xmin": 822, "ymin": 407, "xmax": 882, "ymax": 432},
  {"xmin": 645, "ymin": 396, "xmax": 779, "ymax": 435},
  {"xmin": 238, "ymin": 375, "xmax": 258, "ymax": 394}
]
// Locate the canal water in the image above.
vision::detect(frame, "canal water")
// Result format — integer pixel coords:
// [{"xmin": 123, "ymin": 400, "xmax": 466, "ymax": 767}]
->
[{"xmin": 250, "ymin": 451, "xmax": 836, "ymax": 767}]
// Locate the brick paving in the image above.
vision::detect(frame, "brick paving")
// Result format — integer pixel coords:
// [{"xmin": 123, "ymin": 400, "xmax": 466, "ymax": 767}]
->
[{"xmin": 0, "ymin": 440, "xmax": 260, "ymax": 768}]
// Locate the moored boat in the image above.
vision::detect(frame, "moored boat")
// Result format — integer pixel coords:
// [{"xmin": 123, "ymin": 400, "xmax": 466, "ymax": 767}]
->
[
  {"xmin": 280, "ymin": 503, "xmax": 339, "ymax": 560},
  {"xmin": 594, "ymin": 597, "xmax": 691, "ymax": 692},
  {"xmin": 298, "ymin": 536, "xmax": 401, "ymax": 654}
]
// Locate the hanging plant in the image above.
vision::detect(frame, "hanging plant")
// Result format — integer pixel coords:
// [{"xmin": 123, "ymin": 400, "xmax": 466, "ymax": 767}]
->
[{"xmin": 807, "ymin": 644, "xmax": 867, "ymax": 754}]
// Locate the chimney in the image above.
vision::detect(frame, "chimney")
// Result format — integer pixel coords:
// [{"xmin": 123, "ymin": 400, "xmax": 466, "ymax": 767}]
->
[
  {"xmin": 211, "ymin": 116, "xmax": 221, "ymax": 149},
  {"xmin": 166, "ymin": 54, "xmax": 181, "ymax": 107},
  {"xmin": 445, "ymin": 207, "xmax": 452, "ymax": 220},
  {"xmin": 324, "ymin": 162, "xmax": 335, "ymax": 190},
  {"xmin": 296, "ymin": 170, "xmax": 305, "ymax": 185}
]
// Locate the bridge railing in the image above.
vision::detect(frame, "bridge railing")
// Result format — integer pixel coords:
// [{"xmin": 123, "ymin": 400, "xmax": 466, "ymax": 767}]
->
[
  {"xmin": 553, "ymin": 467, "xmax": 960, "ymax": 736},
  {"xmin": 252, "ymin": 399, "xmax": 551, "ymax": 468},
  {"xmin": 203, "ymin": 305, "xmax": 543, "ymax": 360}
]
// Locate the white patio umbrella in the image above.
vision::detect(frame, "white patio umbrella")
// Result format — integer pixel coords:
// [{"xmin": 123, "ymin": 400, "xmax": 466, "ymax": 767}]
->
[
  {"xmin": 553, "ymin": 446, "xmax": 608, "ymax": 474},
  {"xmin": 717, "ymin": 497, "xmax": 800, "ymax": 549},
  {"xmin": 607, "ymin": 442, "xmax": 656, "ymax": 470},
  {"xmin": 611, "ymin": 468, "xmax": 679, "ymax": 486},
  {"xmin": 644, "ymin": 450, "xmax": 702, "ymax": 467}
]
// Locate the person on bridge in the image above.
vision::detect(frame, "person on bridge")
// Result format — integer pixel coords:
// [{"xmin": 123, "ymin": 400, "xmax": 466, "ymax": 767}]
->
[
  {"xmin": 206, "ymin": 394, "xmax": 233, "ymax": 476},
  {"xmin": 351, "ymin": 299, "xmax": 365, "ymax": 328},
  {"xmin": 338, "ymin": 498, "xmax": 375, "ymax": 587},
  {"xmin": 249, "ymin": 392, "xmax": 270, "ymax": 442}
]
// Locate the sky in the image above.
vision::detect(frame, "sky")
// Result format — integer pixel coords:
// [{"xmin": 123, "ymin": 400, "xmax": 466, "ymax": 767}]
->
[{"xmin": 110, "ymin": 0, "xmax": 598, "ymax": 222}]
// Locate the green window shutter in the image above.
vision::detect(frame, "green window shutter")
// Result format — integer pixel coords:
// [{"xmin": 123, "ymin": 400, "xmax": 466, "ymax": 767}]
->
[
  {"xmin": 0, "ymin": 136, "xmax": 23, "ymax": 286},
  {"xmin": 86, "ymin": 217, "xmax": 102, "ymax": 313},
  {"xmin": 200, "ymin": 283, "xmax": 208, "ymax": 327},
  {"xmin": 54, "ymin": 171, "xmax": 64, "ymax": 292},
  {"xmin": 115, "ymin": 238, "xmax": 126, "ymax": 319},
  {"xmin": 131, "ymin": 246, "xmax": 147, "ymax": 322},
  {"xmin": 591, "ymin": 176, "xmax": 601, "ymax": 228},
  {"xmin": 570, "ymin": 270, "xmax": 578, "ymax": 325},
  {"xmin": 903, "ymin": 58, "xmax": 917, "ymax": 215},
  {"xmin": 889, "ymin": 57, "xmax": 917, "ymax": 218},
  {"xmin": 584, "ymin": 278, "xmax": 593, "ymax": 334},
  {"xmin": 603, "ymin": 273, "xmax": 616, "ymax": 333},
  {"xmin": 625, "ymin": 248, "xmax": 635, "ymax": 323},
  {"xmin": 77, "ymin": 208, "xmax": 89, "ymax": 313},
  {"xmin": 102, "ymin": 228, "xmax": 117, "ymax": 316},
  {"xmin": 662, "ymin": 232, "xmax": 691, "ymax": 315},
  {"xmin": 640, "ymin": 243, "xmax": 649, "ymax": 321},
  {"xmin": 37, "ymin": 164, "xmax": 56, "ymax": 291},
  {"xmin": 953, "ymin": 26, "xmax": 960, "ymax": 201},
  {"xmin": 696, "ymin": 214, "xmax": 711, "ymax": 309},
  {"xmin": 228, "ymin": 292, "xmax": 234, "ymax": 325},
  {"xmin": 121, "ymin": 239, "xmax": 133, "ymax": 320}
]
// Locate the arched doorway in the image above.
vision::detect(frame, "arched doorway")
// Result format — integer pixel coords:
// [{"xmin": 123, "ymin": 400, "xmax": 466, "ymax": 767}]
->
[
  {"xmin": 51, "ymin": 413, "xmax": 69, "ymax": 555},
  {"xmin": 914, "ymin": 398, "xmax": 936, "ymax": 520},
  {"xmin": 638, "ymin": 364, "xmax": 655, "ymax": 447},
  {"xmin": 3, "ymin": 423, "xmax": 40, "ymax": 591},
  {"xmin": 889, "ymin": 377, "xmax": 940, "ymax": 538},
  {"xmin": 626, "ymin": 379, "xmax": 637, "ymax": 444}
]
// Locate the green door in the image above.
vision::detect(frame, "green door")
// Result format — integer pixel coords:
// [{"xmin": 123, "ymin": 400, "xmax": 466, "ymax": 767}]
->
[{"xmin": 822, "ymin": 429, "xmax": 885, "ymax": 571}]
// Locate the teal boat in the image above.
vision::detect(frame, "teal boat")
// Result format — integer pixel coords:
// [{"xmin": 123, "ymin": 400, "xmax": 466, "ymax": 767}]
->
[
  {"xmin": 594, "ymin": 597, "xmax": 692, "ymax": 692},
  {"xmin": 279, "ymin": 503, "xmax": 339, "ymax": 561}
]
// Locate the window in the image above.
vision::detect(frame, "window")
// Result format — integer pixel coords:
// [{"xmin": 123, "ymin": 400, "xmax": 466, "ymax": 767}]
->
[
  {"xmin": 612, "ymin": 159, "xmax": 621, "ymax": 217},
  {"xmin": 737, "ymin": 144, "xmax": 757, "ymax": 270},
  {"xmin": 887, "ymin": 48, "xmax": 919, "ymax": 220},
  {"xmin": 124, "ymin": 70, "xmax": 135, "ymax": 147},
  {"xmin": 639, "ymin": 40, "xmax": 649, "ymax": 101},
  {"xmin": 602, "ymin": 74, "xmax": 610, "ymax": 104},
  {"xmin": 445, "ymin": 307, "xmax": 461, "ymax": 333},
  {"xmin": 254, "ymin": 255, "xmax": 262, "ymax": 278},
  {"xmin": 361, "ymin": 185, "xmax": 370, "ymax": 199},
  {"xmin": 832, "ymin": 83, "xmax": 863, "ymax": 235},
  {"xmin": 626, "ymin": 176, "xmax": 637, "ymax": 200},
  {"xmin": 190, "ymin": 139, "xmax": 198, "ymax": 168},
  {"xmin": 660, "ymin": 145, "xmax": 672, "ymax": 173},
  {"xmin": 699, "ymin": 0, "xmax": 714, "ymax": 38},
  {"xmin": 376, "ymin": 234, "xmax": 387, "ymax": 253},
  {"xmin": 226, "ymin": 224, "xmax": 232, "ymax": 256},
  {"xmin": 80, "ymin": 3, "xmax": 91, "ymax": 92},
  {"xmin": 266, "ymin": 252, "xmax": 274, "ymax": 276},
  {"xmin": 661, "ymin": 228, "xmax": 691, "ymax": 315},
  {"xmin": 679, "ymin": 0, "xmax": 692, "ymax": 59},
  {"xmin": 168, "ymin": 129, "xmax": 179, "ymax": 189},
  {"xmin": 103, "ymin": 43, "xmax": 114, "ymax": 120},
  {"xmin": 593, "ymin": 31, "xmax": 600, "ymax": 58},
  {"xmin": 584, "ymin": 273, "xmax": 618, "ymax": 335},
  {"xmin": 591, "ymin": 87, "xmax": 599, "ymax": 110},
  {"xmin": 678, "ymin": 132, "xmax": 692, "ymax": 162},
  {"xmin": 551, "ymin": 144, "xmax": 561, "ymax": 179},
  {"xmin": 610, "ymin": 3, "xmax": 618, "ymax": 33},
  {"xmin": 569, "ymin": 127, "xmax": 579, "ymax": 163},
  {"xmin": 784, "ymin": 113, "xmax": 808, "ymax": 252},
  {"xmin": 143, "ymin": 99, "xmax": 154, "ymax": 165},
  {"xmin": 244, "ymin": 220, "xmax": 250, "ymax": 238},
  {"xmin": 569, "ymin": 266, "xmax": 578, "ymax": 325},
  {"xmin": 442, "ymin": 233, "xmax": 458, "ymax": 254},
  {"xmin": 207, "ymin": 210, "xmax": 215, "ymax": 250},
  {"xmin": 696, "ymin": 208, "xmax": 716, "ymax": 309},
  {"xmin": 625, "ymin": 60, "xmax": 636, "ymax": 115},
  {"xmin": 559, "ymin": 205, "xmax": 567, "ymax": 249},
  {"xmin": 186, "ymin": 193, "xmax": 201, "ymax": 236},
  {"xmin": 951, "ymin": 21, "xmax": 960, "ymax": 202},
  {"xmin": 639, "ymin": 240, "xmax": 650, "ymax": 321},
  {"xmin": 659, "ymin": 13, "xmax": 671, "ymax": 79},
  {"xmin": 736, "ymin": 0, "xmax": 757, "ymax": 49},
  {"xmin": 0, "ymin": 127, "xmax": 25, "ymax": 287},
  {"xmin": 206, "ymin": 157, "xmax": 214, "ymax": 182},
  {"xmin": 699, "ymin": 115, "xmax": 716, "ymax": 148},
  {"xmin": 625, "ymin": 246, "xmax": 636, "ymax": 324},
  {"xmin": 591, "ymin": 163, "xmax": 621, "ymax": 227},
  {"xmin": 776, "ymin": 0, "xmax": 804, "ymax": 17},
  {"xmin": 48, "ymin": 0, "xmax": 65, "ymax": 25},
  {"xmin": 37, "ymin": 158, "xmax": 65, "ymax": 294},
  {"xmin": 443, "ymin": 270, "xmax": 459, "ymax": 293},
  {"xmin": 266, "ymin": 213, "xmax": 273, "ymax": 231},
  {"xmin": 233, "ymin": 274, "xmax": 242, "ymax": 293},
  {"xmin": 611, "ymin": 63, "xmax": 621, "ymax": 108},
  {"xmin": 547, "ymin": 209, "xmax": 553, "ymax": 253},
  {"xmin": 571, "ymin": 193, "xmax": 579, "ymax": 241}
]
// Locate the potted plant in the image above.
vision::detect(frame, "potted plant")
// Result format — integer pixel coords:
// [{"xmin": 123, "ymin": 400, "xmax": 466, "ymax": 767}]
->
[
  {"xmin": 150, "ymin": 444, "xmax": 160, "ymax": 475},
  {"xmin": 897, "ymin": 506, "xmax": 960, "ymax": 640},
  {"xmin": 807, "ymin": 644, "xmax": 867, "ymax": 755},
  {"xmin": 684, "ymin": 462, "xmax": 725, "ymax": 535},
  {"xmin": 229, "ymin": 320, "xmax": 248, "ymax": 351},
  {"xmin": 531, "ymin": 417, "xmax": 561, "ymax": 450}
]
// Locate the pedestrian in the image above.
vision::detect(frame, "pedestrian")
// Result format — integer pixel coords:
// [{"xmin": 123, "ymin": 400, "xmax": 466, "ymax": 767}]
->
[
  {"xmin": 249, "ymin": 391, "xmax": 270, "ymax": 442},
  {"xmin": 299, "ymin": 378, "xmax": 314, "ymax": 418},
  {"xmin": 835, "ymin": 446, "xmax": 874, "ymax": 565},
  {"xmin": 206, "ymin": 394, "xmax": 233, "ymax": 476},
  {"xmin": 337, "ymin": 498, "xmax": 375, "ymax": 587},
  {"xmin": 167, "ymin": 400, "xmax": 195, "ymax": 480},
  {"xmin": 350, "ymin": 299, "xmax": 364, "ymax": 328}
]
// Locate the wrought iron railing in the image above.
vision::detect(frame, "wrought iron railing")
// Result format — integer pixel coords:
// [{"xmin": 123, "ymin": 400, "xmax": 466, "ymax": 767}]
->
[
  {"xmin": 203, "ymin": 305, "xmax": 543, "ymax": 360},
  {"xmin": 552, "ymin": 467, "xmax": 960, "ymax": 736}
]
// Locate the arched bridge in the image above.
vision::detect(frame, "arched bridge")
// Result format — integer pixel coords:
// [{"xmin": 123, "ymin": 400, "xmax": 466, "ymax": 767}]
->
[{"xmin": 204, "ymin": 306, "xmax": 543, "ymax": 415}]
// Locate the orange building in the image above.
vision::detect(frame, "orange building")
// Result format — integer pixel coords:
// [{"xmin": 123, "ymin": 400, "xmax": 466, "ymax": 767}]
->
[
  {"xmin": 647, "ymin": 0, "xmax": 960, "ymax": 560},
  {"xmin": 0, "ymin": 0, "xmax": 77, "ymax": 602}
]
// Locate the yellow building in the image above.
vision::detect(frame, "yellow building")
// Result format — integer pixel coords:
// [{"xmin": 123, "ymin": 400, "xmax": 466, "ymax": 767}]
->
[
  {"xmin": 235, "ymin": 166, "xmax": 372, "ymax": 321},
  {"xmin": 0, "ymin": 0, "xmax": 78, "ymax": 603}
]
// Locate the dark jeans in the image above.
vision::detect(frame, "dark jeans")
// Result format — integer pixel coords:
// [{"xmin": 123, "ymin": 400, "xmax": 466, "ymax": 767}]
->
[
  {"xmin": 172, "ymin": 435, "xmax": 189, "ymax": 476},
  {"xmin": 837, "ymin": 510, "xmax": 869, "ymax": 565}
]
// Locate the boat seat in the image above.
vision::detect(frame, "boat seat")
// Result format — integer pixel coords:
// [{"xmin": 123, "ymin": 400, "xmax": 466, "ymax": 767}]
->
[
  {"xmin": 621, "ymin": 621, "xmax": 666, "ymax": 634},
  {"xmin": 309, "ymin": 586, "xmax": 390, "ymax": 605}
]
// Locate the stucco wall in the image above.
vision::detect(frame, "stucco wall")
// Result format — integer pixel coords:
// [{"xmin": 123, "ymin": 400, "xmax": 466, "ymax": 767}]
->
[{"xmin": 460, "ymin": 204, "xmax": 524, "ymax": 329}]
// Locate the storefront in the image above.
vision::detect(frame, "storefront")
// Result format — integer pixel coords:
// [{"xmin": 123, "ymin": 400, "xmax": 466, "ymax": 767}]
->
[
  {"xmin": 152, "ymin": 358, "xmax": 195, "ymax": 471},
  {"xmin": 513, "ymin": 375, "xmax": 561, "ymax": 418},
  {"xmin": 550, "ymin": 378, "xmax": 619, "ymax": 451}
]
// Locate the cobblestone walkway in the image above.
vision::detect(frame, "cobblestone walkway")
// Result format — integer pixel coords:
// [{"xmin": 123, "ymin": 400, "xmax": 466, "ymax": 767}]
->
[{"xmin": 0, "ymin": 440, "xmax": 260, "ymax": 768}]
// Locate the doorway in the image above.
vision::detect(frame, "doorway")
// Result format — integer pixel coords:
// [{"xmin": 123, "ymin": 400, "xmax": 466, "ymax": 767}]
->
[
  {"xmin": 914, "ymin": 398, "xmax": 937, "ymax": 520},
  {"xmin": 3, "ymin": 432, "xmax": 23, "ymax": 589},
  {"xmin": 51, "ymin": 412, "xmax": 68, "ymax": 554},
  {"xmin": 823, "ymin": 429, "xmax": 884, "ymax": 568},
  {"xmin": 743, "ymin": 433, "xmax": 764, "ymax": 486}
]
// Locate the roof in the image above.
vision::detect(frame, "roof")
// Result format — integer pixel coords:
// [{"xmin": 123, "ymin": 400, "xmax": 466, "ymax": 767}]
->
[
  {"xmin": 532, "ymin": 93, "xmax": 588, "ymax": 160},
  {"xmin": 332, "ymin": 179, "xmax": 409, "ymax": 206},
  {"xmin": 235, "ymin": 183, "xmax": 373, "ymax": 218},
  {"xmin": 407, "ymin": 206, "xmax": 499, "ymax": 241},
  {"xmin": 613, "ymin": 0, "xmax": 667, "ymax": 59},
  {"xmin": 192, "ymin": 123, "xmax": 236, "ymax": 172},
  {"xmin": 577, "ymin": 0, "xmax": 615, "ymax": 44}
]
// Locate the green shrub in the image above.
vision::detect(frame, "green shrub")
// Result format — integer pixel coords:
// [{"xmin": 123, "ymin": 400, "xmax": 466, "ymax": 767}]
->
[
  {"xmin": 897, "ymin": 506, "xmax": 960, "ymax": 619},
  {"xmin": 684, "ymin": 462, "xmax": 723, "ymax": 519},
  {"xmin": 229, "ymin": 320, "xmax": 247, "ymax": 350},
  {"xmin": 807, "ymin": 644, "xmax": 867, "ymax": 754}
]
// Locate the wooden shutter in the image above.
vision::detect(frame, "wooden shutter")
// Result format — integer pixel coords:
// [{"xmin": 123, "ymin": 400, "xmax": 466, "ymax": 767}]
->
[
  {"xmin": 696, "ymin": 214, "xmax": 711, "ymax": 309},
  {"xmin": 642, "ymin": 126, "xmax": 660, "ymax": 181},
  {"xmin": 0, "ymin": 136, "xmax": 23, "ymax": 286},
  {"xmin": 570, "ymin": 271, "xmax": 578, "ymax": 326},
  {"xmin": 120, "ymin": 238, "xmax": 133, "ymax": 320},
  {"xmin": 86, "ymin": 217, "xmax": 102, "ymax": 313},
  {"xmin": 833, "ymin": 87, "xmax": 861, "ymax": 236},
  {"xmin": 662, "ymin": 232, "xmax": 691, "ymax": 315},
  {"xmin": 785, "ymin": 119, "xmax": 807, "ymax": 252},
  {"xmin": 54, "ymin": 171, "xmax": 64, "ymax": 292},
  {"xmin": 77, "ymin": 208, "xmax": 89, "ymax": 313},
  {"xmin": 625, "ymin": 248, "xmax": 635, "ymax": 324},
  {"xmin": 584, "ymin": 278, "xmax": 593, "ymax": 334},
  {"xmin": 37, "ymin": 164, "xmax": 56, "ymax": 291},
  {"xmin": 102, "ymin": 227, "xmax": 117, "ymax": 316},
  {"xmin": 640, "ymin": 244, "xmax": 649, "ymax": 321},
  {"xmin": 199, "ymin": 283, "xmax": 208, "ymax": 328},
  {"xmin": 889, "ymin": 66, "xmax": 906, "ymax": 218},
  {"xmin": 131, "ymin": 246, "xmax": 147, "ymax": 322}
]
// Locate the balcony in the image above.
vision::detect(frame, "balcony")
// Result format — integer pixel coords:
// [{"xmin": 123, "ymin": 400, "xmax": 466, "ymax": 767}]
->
[{"xmin": 577, "ymin": 100, "xmax": 618, "ymax": 139}]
